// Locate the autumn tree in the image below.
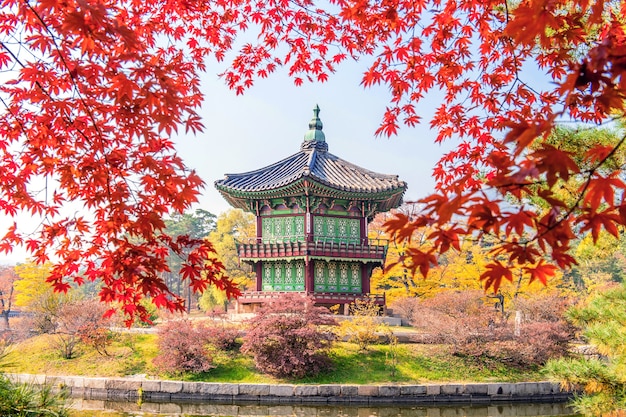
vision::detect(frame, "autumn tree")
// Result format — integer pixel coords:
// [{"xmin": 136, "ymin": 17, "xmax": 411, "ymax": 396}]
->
[
  {"xmin": 209, "ymin": 209, "xmax": 255, "ymax": 287},
  {"xmin": 13, "ymin": 262, "xmax": 66, "ymax": 333},
  {"xmin": 0, "ymin": 266, "xmax": 17, "ymax": 330},
  {"xmin": 1, "ymin": 0, "xmax": 625, "ymax": 322},
  {"xmin": 0, "ymin": 1, "xmax": 239, "ymax": 324}
]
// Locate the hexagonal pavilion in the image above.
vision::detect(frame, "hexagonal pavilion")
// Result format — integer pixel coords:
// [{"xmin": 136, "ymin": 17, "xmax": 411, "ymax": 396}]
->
[{"xmin": 215, "ymin": 106, "xmax": 407, "ymax": 313}]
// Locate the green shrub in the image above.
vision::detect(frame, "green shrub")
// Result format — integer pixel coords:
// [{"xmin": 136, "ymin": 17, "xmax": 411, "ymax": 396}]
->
[{"xmin": 0, "ymin": 373, "xmax": 69, "ymax": 417}]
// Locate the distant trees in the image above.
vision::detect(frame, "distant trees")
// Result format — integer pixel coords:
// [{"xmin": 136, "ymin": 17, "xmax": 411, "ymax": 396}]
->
[
  {"xmin": 198, "ymin": 209, "xmax": 256, "ymax": 313},
  {"xmin": 0, "ymin": 267, "xmax": 17, "ymax": 330},
  {"xmin": 163, "ymin": 209, "xmax": 218, "ymax": 312}
]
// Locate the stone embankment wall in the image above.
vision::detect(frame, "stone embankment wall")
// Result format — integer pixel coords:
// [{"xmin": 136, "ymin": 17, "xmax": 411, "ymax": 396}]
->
[{"xmin": 8, "ymin": 374, "xmax": 573, "ymax": 406}]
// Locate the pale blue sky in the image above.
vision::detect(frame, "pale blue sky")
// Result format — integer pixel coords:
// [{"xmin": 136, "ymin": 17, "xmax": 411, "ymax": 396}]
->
[{"xmin": 177, "ymin": 59, "xmax": 451, "ymax": 216}]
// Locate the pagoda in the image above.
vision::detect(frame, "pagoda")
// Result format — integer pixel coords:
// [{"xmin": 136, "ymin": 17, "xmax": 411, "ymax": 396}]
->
[{"xmin": 215, "ymin": 106, "xmax": 407, "ymax": 313}]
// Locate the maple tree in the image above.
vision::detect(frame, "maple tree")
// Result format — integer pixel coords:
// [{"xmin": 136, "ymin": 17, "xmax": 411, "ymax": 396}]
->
[
  {"xmin": 1, "ymin": 0, "xmax": 625, "ymax": 321},
  {"xmin": 0, "ymin": 1, "xmax": 240, "ymax": 324}
]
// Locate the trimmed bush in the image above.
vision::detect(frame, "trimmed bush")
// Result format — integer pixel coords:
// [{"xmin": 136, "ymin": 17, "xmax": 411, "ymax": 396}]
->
[
  {"xmin": 153, "ymin": 319, "xmax": 214, "ymax": 374},
  {"xmin": 241, "ymin": 293, "xmax": 336, "ymax": 378}
]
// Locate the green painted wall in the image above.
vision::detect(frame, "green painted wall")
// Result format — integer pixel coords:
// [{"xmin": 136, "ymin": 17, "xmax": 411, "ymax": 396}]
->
[
  {"xmin": 313, "ymin": 216, "xmax": 361, "ymax": 243},
  {"xmin": 261, "ymin": 260, "xmax": 306, "ymax": 291},
  {"xmin": 314, "ymin": 260, "xmax": 362, "ymax": 293},
  {"xmin": 261, "ymin": 216, "xmax": 305, "ymax": 242}
]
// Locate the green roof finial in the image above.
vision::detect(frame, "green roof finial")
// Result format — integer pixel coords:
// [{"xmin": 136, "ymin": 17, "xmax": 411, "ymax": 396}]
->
[{"xmin": 304, "ymin": 104, "xmax": 325, "ymax": 142}]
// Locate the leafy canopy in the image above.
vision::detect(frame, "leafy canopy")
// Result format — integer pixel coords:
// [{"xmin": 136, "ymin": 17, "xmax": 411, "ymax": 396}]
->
[{"xmin": 1, "ymin": 0, "xmax": 625, "ymax": 320}]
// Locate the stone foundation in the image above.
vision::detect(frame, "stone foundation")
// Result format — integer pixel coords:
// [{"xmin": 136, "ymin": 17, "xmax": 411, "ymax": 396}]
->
[{"xmin": 7, "ymin": 374, "xmax": 574, "ymax": 406}]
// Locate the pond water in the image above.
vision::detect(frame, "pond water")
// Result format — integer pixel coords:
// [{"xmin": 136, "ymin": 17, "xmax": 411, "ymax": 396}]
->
[{"xmin": 69, "ymin": 399, "xmax": 580, "ymax": 417}]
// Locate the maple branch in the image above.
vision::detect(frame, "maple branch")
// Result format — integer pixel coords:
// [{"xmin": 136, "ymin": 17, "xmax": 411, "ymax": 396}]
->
[{"xmin": 533, "ymin": 131, "xmax": 626, "ymax": 241}]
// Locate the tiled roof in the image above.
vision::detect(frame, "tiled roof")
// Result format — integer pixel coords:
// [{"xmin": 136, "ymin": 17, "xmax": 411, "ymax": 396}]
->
[
  {"xmin": 216, "ymin": 145, "xmax": 405, "ymax": 194},
  {"xmin": 215, "ymin": 106, "xmax": 407, "ymax": 206}
]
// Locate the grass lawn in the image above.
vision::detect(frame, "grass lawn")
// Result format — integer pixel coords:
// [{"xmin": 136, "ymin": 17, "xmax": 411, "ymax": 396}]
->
[{"xmin": 1, "ymin": 331, "xmax": 544, "ymax": 384}]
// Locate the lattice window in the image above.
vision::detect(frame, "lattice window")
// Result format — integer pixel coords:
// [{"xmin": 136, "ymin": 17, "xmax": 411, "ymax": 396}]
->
[
  {"xmin": 285, "ymin": 219, "xmax": 292, "ymax": 237},
  {"xmin": 295, "ymin": 262, "xmax": 304, "ymax": 284},
  {"xmin": 274, "ymin": 262, "xmax": 283, "ymax": 284},
  {"xmin": 338, "ymin": 218, "xmax": 348, "ymax": 238},
  {"xmin": 328, "ymin": 262, "xmax": 337, "ymax": 285},
  {"xmin": 263, "ymin": 219, "xmax": 272, "ymax": 237},
  {"xmin": 350, "ymin": 220, "xmax": 360, "ymax": 240},
  {"xmin": 339, "ymin": 263, "xmax": 349, "ymax": 286},
  {"xmin": 282, "ymin": 262, "xmax": 290, "ymax": 285},
  {"xmin": 327, "ymin": 218, "xmax": 335, "ymax": 236},
  {"xmin": 275, "ymin": 218, "xmax": 282, "ymax": 236},
  {"xmin": 315, "ymin": 262, "xmax": 325, "ymax": 284},
  {"xmin": 295, "ymin": 217, "xmax": 304, "ymax": 236},
  {"xmin": 314, "ymin": 217, "xmax": 324, "ymax": 237}
]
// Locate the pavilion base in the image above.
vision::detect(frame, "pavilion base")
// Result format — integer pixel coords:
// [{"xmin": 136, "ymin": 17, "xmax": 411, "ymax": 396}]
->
[{"xmin": 232, "ymin": 291, "xmax": 386, "ymax": 315}]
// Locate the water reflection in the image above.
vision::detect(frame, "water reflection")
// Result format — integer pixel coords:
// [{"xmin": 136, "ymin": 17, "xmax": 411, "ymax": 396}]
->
[{"xmin": 70, "ymin": 399, "xmax": 579, "ymax": 417}]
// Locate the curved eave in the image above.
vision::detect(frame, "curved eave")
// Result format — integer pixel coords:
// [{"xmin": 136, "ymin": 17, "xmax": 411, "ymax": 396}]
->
[
  {"xmin": 216, "ymin": 177, "xmax": 406, "ymax": 213},
  {"xmin": 239, "ymin": 255, "xmax": 384, "ymax": 264}
]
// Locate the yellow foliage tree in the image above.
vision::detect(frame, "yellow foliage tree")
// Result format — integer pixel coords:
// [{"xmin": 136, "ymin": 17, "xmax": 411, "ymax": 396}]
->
[
  {"xmin": 13, "ymin": 262, "xmax": 54, "ymax": 308},
  {"xmin": 199, "ymin": 209, "xmax": 256, "ymax": 312}
]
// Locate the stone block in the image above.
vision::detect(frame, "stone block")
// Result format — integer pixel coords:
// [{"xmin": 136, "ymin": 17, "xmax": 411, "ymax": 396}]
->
[
  {"xmin": 160, "ymin": 380, "xmax": 183, "ymax": 393},
  {"xmin": 341, "ymin": 385, "xmax": 359, "ymax": 396},
  {"xmin": 318, "ymin": 384, "xmax": 341, "ymax": 397},
  {"xmin": 239, "ymin": 383, "xmax": 270, "ymax": 396},
  {"xmin": 19, "ymin": 374, "xmax": 46, "ymax": 385},
  {"xmin": 400, "ymin": 385, "xmax": 427, "ymax": 396},
  {"xmin": 514, "ymin": 382, "xmax": 539, "ymax": 396},
  {"xmin": 294, "ymin": 385, "xmax": 318, "ymax": 396},
  {"xmin": 425, "ymin": 385, "xmax": 441, "ymax": 396},
  {"xmin": 379, "ymin": 385, "xmax": 401, "ymax": 397},
  {"xmin": 358, "ymin": 385, "xmax": 379, "ymax": 397},
  {"xmin": 270, "ymin": 384, "xmax": 295, "ymax": 397},
  {"xmin": 195, "ymin": 382, "xmax": 221, "ymax": 395},
  {"xmin": 84, "ymin": 377, "xmax": 107, "ymax": 390},
  {"xmin": 181, "ymin": 382, "xmax": 200, "ymax": 394},
  {"xmin": 464, "ymin": 384, "xmax": 488, "ymax": 395},
  {"xmin": 141, "ymin": 380, "xmax": 161, "ymax": 392},
  {"xmin": 105, "ymin": 378, "xmax": 142, "ymax": 391},
  {"xmin": 487, "ymin": 383, "xmax": 513, "ymax": 396},
  {"xmin": 440, "ymin": 384, "xmax": 462, "ymax": 395}
]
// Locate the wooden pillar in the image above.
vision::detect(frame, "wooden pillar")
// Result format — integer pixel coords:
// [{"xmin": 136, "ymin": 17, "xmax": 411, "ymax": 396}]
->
[
  {"xmin": 361, "ymin": 263, "xmax": 371, "ymax": 294},
  {"xmin": 305, "ymin": 258, "xmax": 314, "ymax": 293},
  {"xmin": 256, "ymin": 262, "xmax": 263, "ymax": 291}
]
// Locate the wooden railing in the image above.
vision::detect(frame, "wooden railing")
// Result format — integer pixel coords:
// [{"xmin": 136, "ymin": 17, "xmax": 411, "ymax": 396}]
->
[
  {"xmin": 235, "ymin": 238, "xmax": 388, "ymax": 261},
  {"xmin": 237, "ymin": 291, "xmax": 385, "ymax": 305}
]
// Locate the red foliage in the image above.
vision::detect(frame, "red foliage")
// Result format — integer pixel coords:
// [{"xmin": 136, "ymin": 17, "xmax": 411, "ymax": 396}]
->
[
  {"xmin": 0, "ymin": 0, "xmax": 241, "ymax": 324},
  {"xmin": 399, "ymin": 292, "xmax": 574, "ymax": 367},
  {"xmin": 1, "ymin": 0, "xmax": 625, "ymax": 317},
  {"xmin": 241, "ymin": 293, "xmax": 336, "ymax": 378},
  {"xmin": 204, "ymin": 322, "xmax": 241, "ymax": 351},
  {"xmin": 53, "ymin": 299, "xmax": 113, "ymax": 359},
  {"xmin": 153, "ymin": 319, "xmax": 215, "ymax": 374}
]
